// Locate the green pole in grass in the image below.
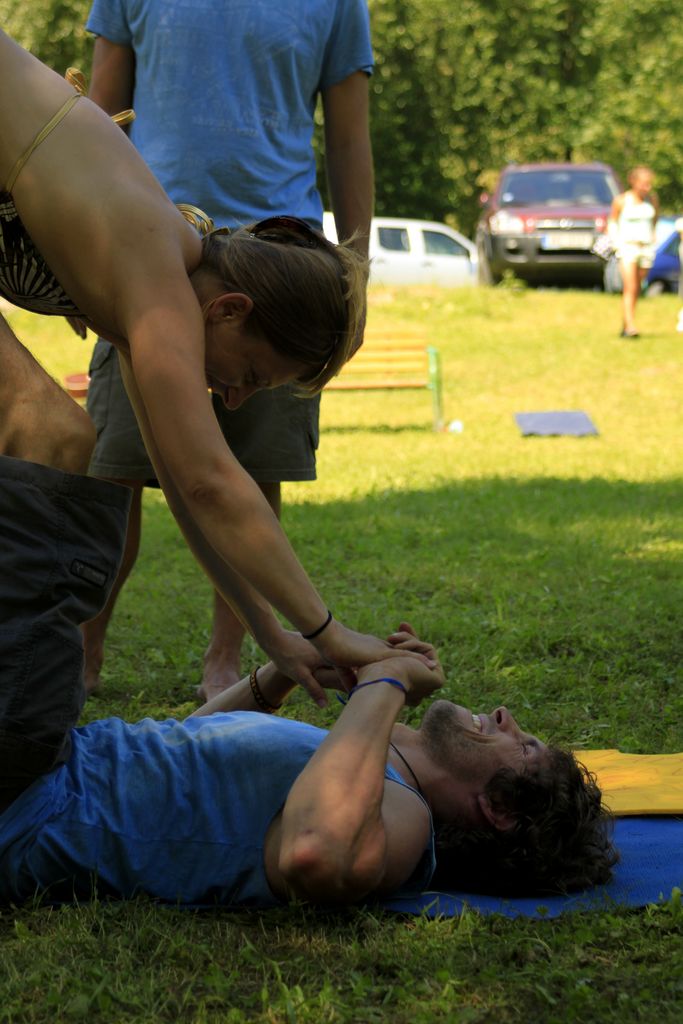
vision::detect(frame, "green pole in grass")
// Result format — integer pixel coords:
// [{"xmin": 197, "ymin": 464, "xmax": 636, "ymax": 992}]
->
[{"xmin": 427, "ymin": 345, "xmax": 444, "ymax": 431}]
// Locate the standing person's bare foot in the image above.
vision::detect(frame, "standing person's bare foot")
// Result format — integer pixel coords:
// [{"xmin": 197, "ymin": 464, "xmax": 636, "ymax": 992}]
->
[
  {"xmin": 196, "ymin": 650, "xmax": 241, "ymax": 703},
  {"xmin": 195, "ymin": 589, "xmax": 247, "ymax": 702}
]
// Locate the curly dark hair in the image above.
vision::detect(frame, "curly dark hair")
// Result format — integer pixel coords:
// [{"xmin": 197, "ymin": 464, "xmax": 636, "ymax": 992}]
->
[{"xmin": 431, "ymin": 747, "xmax": 619, "ymax": 896}]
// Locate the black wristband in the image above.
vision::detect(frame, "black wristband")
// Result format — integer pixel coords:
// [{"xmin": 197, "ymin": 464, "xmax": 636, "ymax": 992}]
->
[{"xmin": 302, "ymin": 609, "xmax": 333, "ymax": 641}]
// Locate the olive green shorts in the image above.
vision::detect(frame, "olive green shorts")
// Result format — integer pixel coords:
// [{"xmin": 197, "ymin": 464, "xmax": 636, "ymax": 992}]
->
[{"xmin": 86, "ymin": 340, "xmax": 319, "ymax": 484}]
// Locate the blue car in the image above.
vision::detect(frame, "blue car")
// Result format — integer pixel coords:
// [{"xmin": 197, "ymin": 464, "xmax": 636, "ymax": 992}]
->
[{"xmin": 647, "ymin": 228, "xmax": 681, "ymax": 295}]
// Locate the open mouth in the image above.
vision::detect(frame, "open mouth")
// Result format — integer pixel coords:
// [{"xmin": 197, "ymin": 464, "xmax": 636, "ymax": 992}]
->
[{"xmin": 471, "ymin": 713, "xmax": 483, "ymax": 732}]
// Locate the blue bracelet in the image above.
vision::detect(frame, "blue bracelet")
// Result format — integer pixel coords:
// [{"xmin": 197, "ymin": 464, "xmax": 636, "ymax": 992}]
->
[{"xmin": 349, "ymin": 677, "xmax": 407, "ymax": 699}]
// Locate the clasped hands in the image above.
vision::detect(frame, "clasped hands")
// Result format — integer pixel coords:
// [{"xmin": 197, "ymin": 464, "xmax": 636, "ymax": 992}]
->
[{"xmin": 271, "ymin": 621, "xmax": 444, "ymax": 708}]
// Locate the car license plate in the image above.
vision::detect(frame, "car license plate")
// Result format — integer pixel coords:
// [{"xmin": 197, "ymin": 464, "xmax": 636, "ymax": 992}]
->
[{"xmin": 540, "ymin": 232, "xmax": 594, "ymax": 251}]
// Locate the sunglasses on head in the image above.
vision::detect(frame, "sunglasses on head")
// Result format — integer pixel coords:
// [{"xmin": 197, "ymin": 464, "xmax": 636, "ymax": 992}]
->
[{"xmin": 248, "ymin": 216, "xmax": 331, "ymax": 251}]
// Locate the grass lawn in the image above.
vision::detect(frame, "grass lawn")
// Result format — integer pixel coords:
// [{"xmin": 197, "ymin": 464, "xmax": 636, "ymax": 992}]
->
[{"xmin": 1, "ymin": 286, "xmax": 682, "ymax": 1022}]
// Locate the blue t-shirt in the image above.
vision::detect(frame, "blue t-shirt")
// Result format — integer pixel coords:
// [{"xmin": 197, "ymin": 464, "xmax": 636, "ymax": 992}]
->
[
  {"xmin": 86, "ymin": 0, "xmax": 374, "ymax": 227},
  {"xmin": 0, "ymin": 712, "xmax": 435, "ymax": 906}
]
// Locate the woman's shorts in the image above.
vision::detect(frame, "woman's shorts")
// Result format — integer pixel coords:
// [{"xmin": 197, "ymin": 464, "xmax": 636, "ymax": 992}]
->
[{"xmin": 617, "ymin": 242, "xmax": 655, "ymax": 269}]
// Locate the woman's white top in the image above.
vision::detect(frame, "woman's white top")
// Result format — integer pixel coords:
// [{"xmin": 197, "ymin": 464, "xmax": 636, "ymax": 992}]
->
[{"xmin": 618, "ymin": 192, "xmax": 656, "ymax": 245}]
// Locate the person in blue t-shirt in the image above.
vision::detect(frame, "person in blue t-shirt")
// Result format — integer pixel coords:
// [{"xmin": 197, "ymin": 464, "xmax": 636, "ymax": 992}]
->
[
  {"xmin": 0, "ymin": 451, "xmax": 616, "ymax": 907},
  {"xmin": 80, "ymin": 0, "xmax": 375, "ymax": 701}
]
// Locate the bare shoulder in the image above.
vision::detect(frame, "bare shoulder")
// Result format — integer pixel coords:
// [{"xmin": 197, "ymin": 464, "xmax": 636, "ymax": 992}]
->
[
  {"xmin": 373, "ymin": 778, "xmax": 432, "ymax": 896},
  {"xmin": 0, "ymin": 30, "xmax": 74, "ymax": 184},
  {"xmin": 611, "ymin": 192, "xmax": 625, "ymax": 216},
  {"xmin": 1, "ymin": 34, "xmax": 206, "ymax": 348},
  {"xmin": 8, "ymin": 88, "xmax": 202, "ymax": 335}
]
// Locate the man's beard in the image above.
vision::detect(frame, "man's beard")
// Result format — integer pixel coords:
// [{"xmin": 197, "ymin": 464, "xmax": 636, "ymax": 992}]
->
[{"xmin": 421, "ymin": 700, "xmax": 488, "ymax": 785}]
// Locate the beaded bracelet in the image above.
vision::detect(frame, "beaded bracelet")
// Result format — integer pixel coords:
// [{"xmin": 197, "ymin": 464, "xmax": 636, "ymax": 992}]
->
[
  {"xmin": 249, "ymin": 667, "xmax": 282, "ymax": 713},
  {"xmin": 349, "ymin": 677, "xmax": 407, "ymax": 699},
  {"xmin": 302, "ymin": 609, "xmax": 333, "ymax": 641}
]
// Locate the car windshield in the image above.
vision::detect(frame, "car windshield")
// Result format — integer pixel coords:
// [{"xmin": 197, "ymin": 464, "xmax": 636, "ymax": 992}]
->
[{"xmin": 499, "ymin": 170, "xmax": 618, "ymax": 208}]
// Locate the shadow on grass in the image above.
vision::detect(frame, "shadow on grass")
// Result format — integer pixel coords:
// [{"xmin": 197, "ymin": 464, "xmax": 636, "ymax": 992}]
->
[
  {"xmin": 104, "ymin": 475, "xmax": 683, "ymax": 751},
  {"xmin": 320, "ymin": 422, "xmax": 437, "ymax": 435}
]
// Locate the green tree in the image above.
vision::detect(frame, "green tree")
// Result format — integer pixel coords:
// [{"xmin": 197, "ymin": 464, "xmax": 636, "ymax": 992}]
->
[
  {"xmin": 364, "ymin": 0, "xmax": 682, "ymax": 232},
  {"xmin": 0, "ymin": 0, "xmax": 92, "ymax": 75},
  {"xmin": 578, "ymin": 0, "xmax": 683, "ymax": 212},
  {"xmin": 367, "ymin": 0, "xmax": 449, "ymax": 220},
  {"xmin": 367, "ymin": 0, "xmax": 604, "ymax": 233}
]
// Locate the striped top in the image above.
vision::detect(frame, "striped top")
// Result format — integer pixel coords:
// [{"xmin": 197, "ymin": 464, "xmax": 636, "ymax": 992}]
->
[{"xmin": 0, "ymin": 191, "xmax": 81, "ymax": 317}]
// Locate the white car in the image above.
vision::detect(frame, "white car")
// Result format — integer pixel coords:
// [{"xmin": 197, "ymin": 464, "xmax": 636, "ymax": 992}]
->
[{"xmin": 323, "ymin": 213, "xmax": 477, "ymax": 287}]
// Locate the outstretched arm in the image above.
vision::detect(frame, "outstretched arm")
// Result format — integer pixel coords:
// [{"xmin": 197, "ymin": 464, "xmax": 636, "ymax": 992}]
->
[
  {"xmin": 117, "ymin": 346, "xmax": 348, "ymax": 703},
  {"xmin": 268, "ymin": 656, "xmax": 442, "ymax": 905},
  {"xmin": 119, "ymin": 343, "xmax": 436, "ymax": 697},
  {"xmin": 118, "ymin": 323, "xmax": 325, "ymax": 625}
]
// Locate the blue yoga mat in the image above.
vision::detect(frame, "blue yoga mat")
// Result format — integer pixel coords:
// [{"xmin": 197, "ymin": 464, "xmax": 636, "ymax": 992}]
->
[
  {"xmin": 514, "ymin": 410, "xmax": 598, "ymax": 436},
  {"xmin": 381, "ymin": 817, "xmax": 683, "ymax": 919}
]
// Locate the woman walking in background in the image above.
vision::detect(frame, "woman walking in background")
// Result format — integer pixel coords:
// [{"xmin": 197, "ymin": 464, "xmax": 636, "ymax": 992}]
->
[{"xmin": 609, "ymin": 166, "xmax": 658, "ymax": 339}]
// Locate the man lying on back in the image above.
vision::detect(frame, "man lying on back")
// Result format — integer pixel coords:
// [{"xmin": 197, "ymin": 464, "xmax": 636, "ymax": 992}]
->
[{"xmin": 0, "ymin": 453, "xmax": 617, "ymax": 906}]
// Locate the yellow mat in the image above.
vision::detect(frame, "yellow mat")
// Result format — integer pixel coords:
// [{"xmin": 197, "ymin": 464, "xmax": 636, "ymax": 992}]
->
[{"xmin": 577, "ymin": 750, "xmax": 683, "ymax": 816}]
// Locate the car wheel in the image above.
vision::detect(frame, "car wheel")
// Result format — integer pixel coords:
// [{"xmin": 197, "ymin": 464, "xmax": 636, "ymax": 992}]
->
[{"xmin": 477, "ymin": 243, "xmax": 501, "ymax": 286}]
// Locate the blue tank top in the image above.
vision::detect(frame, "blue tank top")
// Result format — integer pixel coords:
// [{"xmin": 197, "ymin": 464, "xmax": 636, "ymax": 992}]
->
[{"xmin": 0, "ymin": 712, "xmax": 434, "ymax": 906}]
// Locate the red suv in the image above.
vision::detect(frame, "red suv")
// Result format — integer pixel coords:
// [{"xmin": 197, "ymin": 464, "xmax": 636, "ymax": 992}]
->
[{"xmin": 476, "ymin": 162, "xmax": 621, "ymax": 286}]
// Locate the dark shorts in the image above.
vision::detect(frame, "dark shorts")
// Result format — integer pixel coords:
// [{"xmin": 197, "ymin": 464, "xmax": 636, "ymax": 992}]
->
[
  {"xmin": 0, "ymin": 455, "xmax": 130, "ymax": 811},
  {"xmin": 86, "ymin": 340, "xmax": 320, "ymax": 483}
]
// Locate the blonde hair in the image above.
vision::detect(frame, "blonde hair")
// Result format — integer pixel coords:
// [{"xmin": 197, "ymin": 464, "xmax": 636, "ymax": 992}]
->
[{"xmin": 198, "ymin": 224, "xmax": 368, "ymax": 394}]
